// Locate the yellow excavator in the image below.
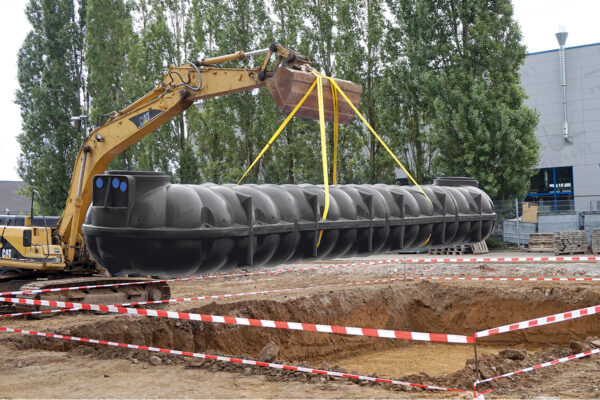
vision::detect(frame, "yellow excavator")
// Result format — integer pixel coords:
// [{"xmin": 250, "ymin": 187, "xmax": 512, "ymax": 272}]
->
[{"xmin": 0, "ymin": 44, "xmax": 361, "ymax": 307}]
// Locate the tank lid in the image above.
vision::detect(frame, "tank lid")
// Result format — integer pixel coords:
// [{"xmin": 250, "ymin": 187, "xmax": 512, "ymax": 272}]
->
[{"xmin": 433, "ymin": 176, "xmax": 479, "ymax": 187}]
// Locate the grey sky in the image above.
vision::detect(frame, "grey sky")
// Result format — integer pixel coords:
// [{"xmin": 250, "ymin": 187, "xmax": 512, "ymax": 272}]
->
[{"xmin": 1, "ymin": 0, "xmax": 599, "ymax": 181}]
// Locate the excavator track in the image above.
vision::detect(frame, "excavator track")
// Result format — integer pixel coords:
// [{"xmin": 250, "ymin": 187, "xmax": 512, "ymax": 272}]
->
[{"xmin": 0, "ymin": 276, "xmax": 171, "ymax": 316}]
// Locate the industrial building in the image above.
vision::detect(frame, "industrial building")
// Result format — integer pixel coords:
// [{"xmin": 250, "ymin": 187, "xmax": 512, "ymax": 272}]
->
[
  {"xmin": 0, "ymin": 181, "xmax": 29, "ymax": 215},
  {"xmin": 520, "ymin": 32, "xmax": 600, "ymax": 213}
]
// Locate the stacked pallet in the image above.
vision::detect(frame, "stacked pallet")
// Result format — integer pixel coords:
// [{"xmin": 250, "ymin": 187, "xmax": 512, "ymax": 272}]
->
[
  {"xmin": 528, "ymin": 233, "xmax": 554, "ymax": 252},
  {"xmin": 428, "ymin": 241, "xmax": 489, "ymax": 255},
  {"xmin": 553, "ymin": 231, "xmax": 587, "ymax": 255},
  {"xmin": 591, "ymin": 230, "xmax": 600, "ymax": 254},
  {"xmin": 429, "ymin": 245, "xmax": 470, "ymax": 255}
]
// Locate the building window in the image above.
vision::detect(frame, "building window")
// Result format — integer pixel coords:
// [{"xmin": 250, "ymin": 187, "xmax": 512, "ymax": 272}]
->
[{"xmin": 526, "ymin": 166, "xmax": 574, "ymax": 212}]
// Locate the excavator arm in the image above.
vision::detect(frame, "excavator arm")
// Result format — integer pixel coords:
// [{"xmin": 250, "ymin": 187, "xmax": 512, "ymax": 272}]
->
[{"xmin": 55, "ymin": 44, "xmax": 361, "ymax": 270}]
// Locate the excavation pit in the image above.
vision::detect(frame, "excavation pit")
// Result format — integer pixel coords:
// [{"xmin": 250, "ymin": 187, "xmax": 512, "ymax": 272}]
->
[{"xmin": 4, "ymin": 280, "xmax": 600, "ymax": 394}]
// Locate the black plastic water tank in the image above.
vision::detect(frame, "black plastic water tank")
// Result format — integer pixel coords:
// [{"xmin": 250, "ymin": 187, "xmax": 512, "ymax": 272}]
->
[{"xmin": 82, "ymin": 172, "xmax": 496, "ymax": 276}]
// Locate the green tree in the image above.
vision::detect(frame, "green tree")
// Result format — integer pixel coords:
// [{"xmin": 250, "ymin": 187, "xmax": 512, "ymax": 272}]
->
[
  {"xmin": 259, "ymin": 0, "xmax": 322, "ymax": 184},
  {"xmin": 126, "ymin": 0, "xmax": 178, "ymax": 175},
  {"xmin": 86, "ymin": 0, "xmax": 138, "ymax": 169},
  {"xmin": 186, "ymin": 0, "xmax": 242, "ymax": 183},
  {"xmin": 187, "ymin": 0, "xmax": 275, "ymax": 184},
  {"xmin": 381, "ymin": 24, "xmax": 434, "ymax": 183},
  {"xmin": 16, "ymin": 0, "xmax": 86, "ymax": 214},
  {"xmin": 389, "ymin": 0, "xmax": 539, "ymax": 198},
  {"xmin": 153, "ymin": 0, "xmax": 201, "ymax": 183},
  {"xmin": 336, "ymin": 0, "xmax": 393, "ymax": 183}
]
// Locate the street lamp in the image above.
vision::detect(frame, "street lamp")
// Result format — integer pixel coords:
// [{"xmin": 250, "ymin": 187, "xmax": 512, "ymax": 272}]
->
[
  {"xmin": 70, "ymin": 114, "xmax": 90, "ymax": 198},
  {"xmin": 70, "ymin": 114, "xmax": 89, "ymax": 138}
]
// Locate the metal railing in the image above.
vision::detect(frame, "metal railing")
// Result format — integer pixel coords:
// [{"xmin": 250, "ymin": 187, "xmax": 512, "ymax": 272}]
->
[{"xmin": 491, "ymin": 195, "xmax": 600, "ymax": 246}]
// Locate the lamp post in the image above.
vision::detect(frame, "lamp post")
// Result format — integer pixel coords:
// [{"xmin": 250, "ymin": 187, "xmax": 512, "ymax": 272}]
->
[
  {"xmin": 69, "ymin": 114, "xmax": 90, "ymax": 198},
  {"xmin": 555, "ymin": 27, "xmax": 570, "ymax": 143},
  {"xmin": 70, "ymin": 114, "xmax": 89, "ymax": 139}
]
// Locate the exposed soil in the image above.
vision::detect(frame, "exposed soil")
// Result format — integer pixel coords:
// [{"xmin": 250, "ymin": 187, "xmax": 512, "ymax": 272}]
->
[{"xmin": 2, "ymin": 250, "xmax": 600, "ymax": 398}]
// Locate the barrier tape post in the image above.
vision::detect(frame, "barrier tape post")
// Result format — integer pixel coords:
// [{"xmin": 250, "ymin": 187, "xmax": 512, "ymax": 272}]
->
[{"xmin": 473, "ymin": 331, "xmax": 480, "ymax": 382}]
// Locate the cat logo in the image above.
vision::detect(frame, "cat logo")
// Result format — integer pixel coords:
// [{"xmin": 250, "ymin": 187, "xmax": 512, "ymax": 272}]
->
[
  {"xmin": 1, "ymin": 248, "xmax": 12, "ymax": 259},
  {"xmin": 129, "ymin": 109, "xmax": 163, "ymax": 129}
]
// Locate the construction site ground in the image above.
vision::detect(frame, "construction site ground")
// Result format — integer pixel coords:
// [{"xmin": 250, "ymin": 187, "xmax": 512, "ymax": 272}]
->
[{"xmin": 2, "ymin": 249, "xmax": 600, "ymax": 398}]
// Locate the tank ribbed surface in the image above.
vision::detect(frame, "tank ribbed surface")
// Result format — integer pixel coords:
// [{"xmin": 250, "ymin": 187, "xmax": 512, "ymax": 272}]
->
[{"xmin": 82, "ymin": 172, "xmax": 496, "ymax": 276}]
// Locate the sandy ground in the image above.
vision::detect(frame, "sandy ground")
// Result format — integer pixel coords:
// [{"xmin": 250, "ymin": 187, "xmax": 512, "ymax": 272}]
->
[{"xmin": 1, "ymin": 249, "xmax": 600, "ymax": 398}]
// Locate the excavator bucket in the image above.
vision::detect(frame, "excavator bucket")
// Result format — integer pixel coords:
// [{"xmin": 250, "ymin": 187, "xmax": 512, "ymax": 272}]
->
[{"xmin": 267, "ymin": 67, "xmax": 362, "ymax": 124}]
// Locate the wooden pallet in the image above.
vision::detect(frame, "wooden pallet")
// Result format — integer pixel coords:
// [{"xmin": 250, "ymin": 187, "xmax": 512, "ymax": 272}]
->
[
  {"xmin": 428, "ymin": 241, "xmax": 489, "ymax": 255},
  {"xmin": 471, "ymin": 241, "xmax": 489, "ymax": 254},
  {"xmin": 528, "ymin": 233, "xmax": 555, "ymax": 253},
  {"xmin": 528, "ymin": 245, "xmax": 554, "ymax": 253}
]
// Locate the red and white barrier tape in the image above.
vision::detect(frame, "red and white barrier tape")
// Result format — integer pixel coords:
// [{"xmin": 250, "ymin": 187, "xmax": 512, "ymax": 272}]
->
[
  {"xmin": 473, "ymin": 348, "xmax": 600, "ymax": 396},
  {"xmin": 415, "ymin": 276, "xmax": 600, "ymax": 282},
  {"xmin": 476, "ymin": 304, "xmax": 600, "ymax": 338},
  {"xmin": 0, "ymin": 296, "xmax": 474, "ymax": 344},
  {"xmin": 115, "ymin": 276, "xmax": 408, "ymax": 307},
  {"xmin": 0, "ymin": 326, "xmax": 465, "ymax": 392},
  {"xmin": 407, "ymin": 255, "xmax": 598, "ymax": 264},
  {"xmin": 1, "ymin": 308, "xmax": 75, "ymax": 318},
  {"xmin": 3, "ymin": 254, "xmax": 596, "ymax": 297},
  {"xmin": 0, "ymin": 277, "xmax": 409, "ymax": 318},
  {"xmin": 3, "ymin": 274, "xmax": 599, "ymax": 320},
  {"xmin": 113, "ymin": 275, "xmax": 600, "ymax": 307},
  {"xmin": 0, "ymin": 259, "xmax": 401, "ymax": 297},
  {"xmin": 2, "ymin": 276, "xmax": 411, "ymax": 317}
]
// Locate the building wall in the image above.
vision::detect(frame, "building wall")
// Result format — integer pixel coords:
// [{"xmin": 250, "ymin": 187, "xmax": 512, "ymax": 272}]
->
[{"xmin": 520, "ymin": 43, "xmax": 600, "ymax": 211}]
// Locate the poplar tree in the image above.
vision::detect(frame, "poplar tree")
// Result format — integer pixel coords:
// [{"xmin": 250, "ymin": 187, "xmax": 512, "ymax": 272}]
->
[
  {"xmin": 86, "ymin": 0, "xmax": 139, "ymax": 169},
  {"xmin": 260, "ymin": 0, "xmax": 322, "ymax": 184},
  {"xmin": 336, "ymin": 0, "xmax": 393, "ymax": 183},
  {"xmin": 126, "ymin": 0, "xmax": 178, "ymax": 176},
  {"xmin": 16, "ymin": 0, "xmax": 86, "ymax": 214},
  {"xmin": 186, "ymin": 0, "xmax": 244, "ymax": 183}
]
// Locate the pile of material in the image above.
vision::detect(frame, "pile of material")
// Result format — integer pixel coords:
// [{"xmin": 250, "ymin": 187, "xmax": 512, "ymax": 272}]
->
[
  {"xmin": 528, "ymin": 233, "xmax": 554, "ymax": 252},
  {"xmin": 553, "ymin": 231, "xmax": 587, "ymax": 255},
  {"xmin": 591, "ymin": 230, "xmax": 600, "ymax": 254},
  {"xmin": 429, "ymin": 245, "xmax": 471, "ymax": 255},
  {"xmin": 428, "ymin": 240, "xmax": 489, "ymax": 255}
]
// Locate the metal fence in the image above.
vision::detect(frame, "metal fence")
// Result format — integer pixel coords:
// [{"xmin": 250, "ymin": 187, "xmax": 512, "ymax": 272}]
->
[{"xmin": 492, "ymin": 195, "xmax": 600, "ymax": 246}]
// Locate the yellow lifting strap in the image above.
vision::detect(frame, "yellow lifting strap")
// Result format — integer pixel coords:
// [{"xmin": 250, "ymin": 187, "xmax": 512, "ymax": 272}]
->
[
  {"xmin": 323, "ymin": 74, "xmax": 433, "ymax": 207},
  {"xmin": 237, "ymin": 78, "xmax": 319, "ymax": 185},
  {"xmin": 238, "ymin": 69, "xmax": 432, "ymax": 248},
  {"xmin": 311, "ymin": 71, "xmax": 330, "ymax": 247},
  {"xmin": 331, "ymin": 80, "xmax": 339, "ymax": 185}
]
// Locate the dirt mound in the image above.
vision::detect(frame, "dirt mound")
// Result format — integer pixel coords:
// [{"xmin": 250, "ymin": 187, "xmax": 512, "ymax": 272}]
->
[{"xmin": 409, "ymin": 338, "xmax": 600, "ymax": 396}]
